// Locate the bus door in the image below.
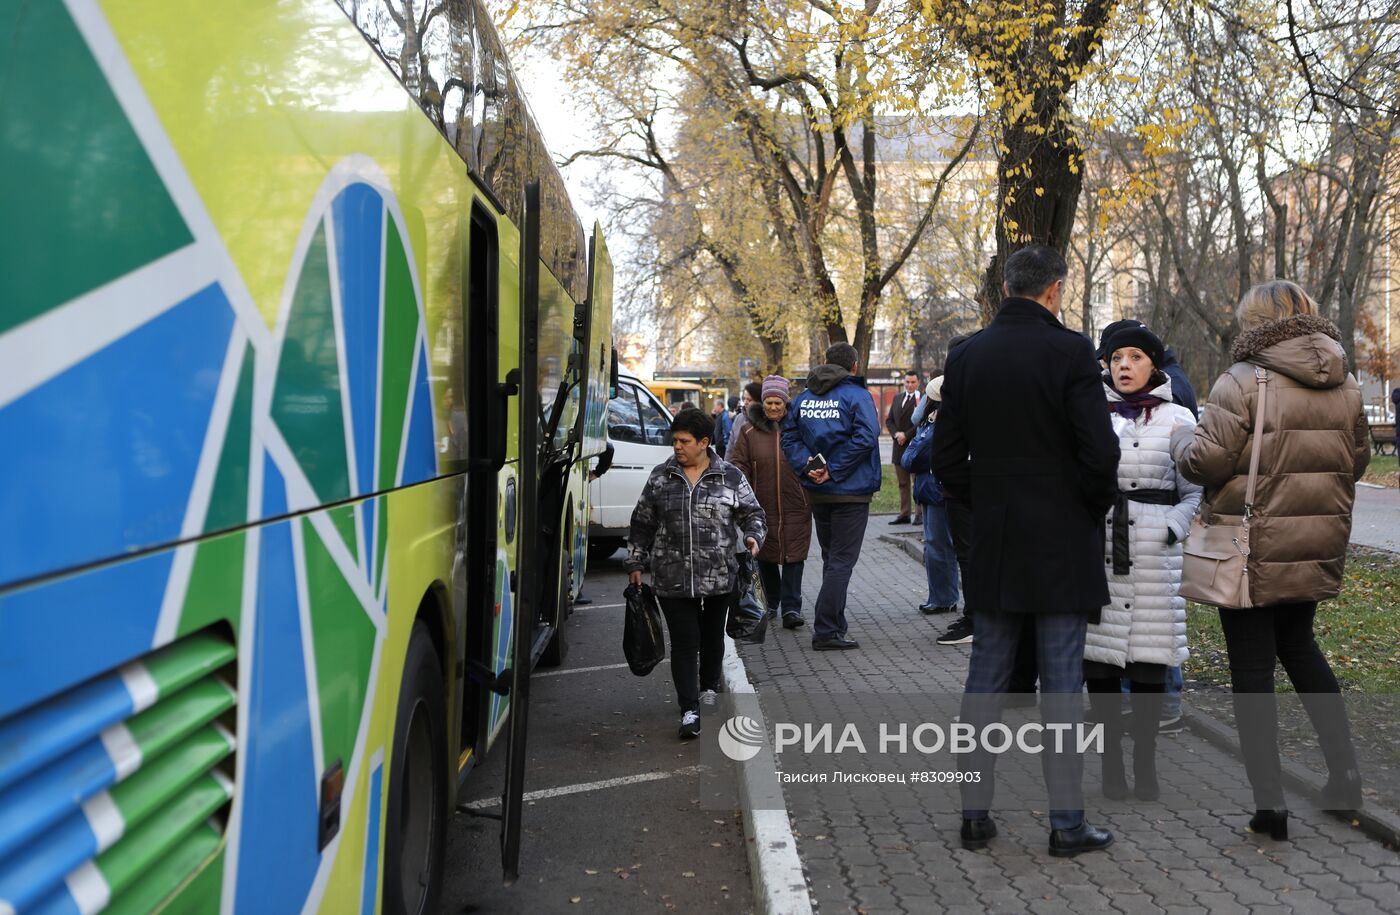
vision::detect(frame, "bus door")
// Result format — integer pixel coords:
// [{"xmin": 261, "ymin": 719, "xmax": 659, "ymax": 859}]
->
[
  {"xmin": 456, "ymin": 201, "xmax": 508, "ymax": 782},
  {"xmin": 499, "ymin": 186, "xmax": 599, "ymax": 879}
]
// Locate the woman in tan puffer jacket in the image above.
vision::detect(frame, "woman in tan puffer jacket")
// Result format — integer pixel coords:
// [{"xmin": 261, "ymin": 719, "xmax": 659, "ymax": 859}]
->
[{"xmin": 1170, "ymin": 280, "xmax": 1369, "ymax": 840}]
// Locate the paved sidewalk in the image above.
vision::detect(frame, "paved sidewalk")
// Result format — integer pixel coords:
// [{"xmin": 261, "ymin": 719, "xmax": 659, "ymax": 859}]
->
[
  {"xmin": 737, "ymin": 521, "xmax": 1400, "ymax": 914},
  {"xmin": 1351, "ymin": 485, "xmax": 1400, "ymax": 554}
]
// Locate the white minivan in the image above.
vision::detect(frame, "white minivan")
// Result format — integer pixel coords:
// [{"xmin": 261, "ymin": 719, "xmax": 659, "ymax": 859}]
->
[{"xmin": 588, "ymin": 370, "xmax": 675, "ymax": 561}]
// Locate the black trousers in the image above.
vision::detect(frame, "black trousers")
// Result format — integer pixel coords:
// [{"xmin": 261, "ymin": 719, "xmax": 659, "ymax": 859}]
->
[
  {"xmin": 757, "ymin": 559, "xmax": 805, "ymax": 616},
  {"xmin": 658, "ymin": 595, "xmax": 729, "ymax": 712},
  {"xmin": 945, "ymin": 495, "xmax": 1036, "ymax": 690},
  {"xmin": 1218, "ymin": 601, "xmax": 1358, "ymax": 810},
  {"xmin": 810, "ymin": 502, "xmax": 869, "ymax": 640}
]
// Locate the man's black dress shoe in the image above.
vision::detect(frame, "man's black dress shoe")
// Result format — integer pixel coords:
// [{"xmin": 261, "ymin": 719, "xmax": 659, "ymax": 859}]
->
[
  {"xmin": 812, "ymin": 636, "xmax": 859, "ymax": 651},
  {"xmin": 960, "ymin": 816, "xmax": 997, "ymax": 850},
  {"xmin": 888, "ymin": 515, "xmax": 911, "ymax": 524},
  {"xmin": 1048, "ymin": 822, "xmax": 1114, "ymax": 857}
]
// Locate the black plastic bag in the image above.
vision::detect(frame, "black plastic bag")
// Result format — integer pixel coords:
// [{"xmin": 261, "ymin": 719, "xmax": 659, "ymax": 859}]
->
[
  {"xmin": 726, "ymin": 555, "xmax": 771, "ymax": 645},
  {"xmin": 623, "ymin": 583, "xmax": 666, "ymax": 675}
]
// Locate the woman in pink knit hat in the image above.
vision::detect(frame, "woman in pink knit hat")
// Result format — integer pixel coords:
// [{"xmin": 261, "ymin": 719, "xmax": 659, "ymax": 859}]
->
[{"xmin": 727, "ymin": 375, "xmax": 812, "ymax": 628}]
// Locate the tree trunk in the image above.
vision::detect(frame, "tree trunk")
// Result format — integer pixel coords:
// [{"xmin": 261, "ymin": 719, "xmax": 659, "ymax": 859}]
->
[
  {"xmin": 977, "ymin": 112, "xmax": 1084, "ymax": 324},
  {"xmin": 1257, "ymin": 148, "xmax": 1288, "ymax": 279},
  {"xmin": 760, "ymin": 336, "xmax": 785, "ymax": 377},
  {"xmin": 1080, "ymin": 233, "xmax": 1098, "ymax": 335}
]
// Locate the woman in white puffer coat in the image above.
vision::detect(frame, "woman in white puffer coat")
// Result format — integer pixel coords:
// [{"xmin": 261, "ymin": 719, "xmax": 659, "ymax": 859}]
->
[{"xmin": 1085, "ymin": 322, "xmax": 1202, "ymax": 803}]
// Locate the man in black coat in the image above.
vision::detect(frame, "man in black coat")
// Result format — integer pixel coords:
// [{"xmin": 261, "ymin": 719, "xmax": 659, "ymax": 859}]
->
[{"xmin": 932, "ymin": 245, "xmax": 1121, "ymax": 858}]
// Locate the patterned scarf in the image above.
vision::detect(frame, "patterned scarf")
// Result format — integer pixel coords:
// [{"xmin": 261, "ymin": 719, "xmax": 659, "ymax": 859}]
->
[{"xmin": 1107, "ymin": 376, "xmax": 1167, "ymax": 423}]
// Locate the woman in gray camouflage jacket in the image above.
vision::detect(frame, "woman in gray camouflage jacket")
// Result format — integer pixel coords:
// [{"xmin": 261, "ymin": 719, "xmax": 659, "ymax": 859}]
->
[{"xmin": 627, "ymin": 409, "xmax": 767, "ymax": 739}]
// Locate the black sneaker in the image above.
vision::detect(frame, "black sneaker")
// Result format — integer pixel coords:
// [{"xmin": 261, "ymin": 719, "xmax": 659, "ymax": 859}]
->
[
  {"xmin": 1158, "ymin": 715, "xmax": 1184, "ymax": 735},
  {"xmin": 700, "ymin": 689, "xmax": 718, "ymax": 710},
  {"xmin": 679, "ymin": 710, "xmax": 701, "ymax": 739},
  {"xmin": 782, "ymin": 612, "xmax": 806, "ymax": 629},
  {"xmin": 936, "ymin": 616, "xmax": 973, "ymax": 645},
  {"xmin": 812, "ymin": 636, "xmax": 859, "ymax": 650}
]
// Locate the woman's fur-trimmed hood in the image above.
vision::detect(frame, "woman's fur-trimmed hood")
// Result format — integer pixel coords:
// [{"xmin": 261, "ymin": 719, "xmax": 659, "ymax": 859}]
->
[{"xmin": 1231, "ymin": 313, "xmax": 1349, "ymax": 389}]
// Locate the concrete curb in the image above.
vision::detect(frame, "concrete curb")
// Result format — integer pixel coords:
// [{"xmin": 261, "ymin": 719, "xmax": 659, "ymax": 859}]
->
[
  {"xmin": 722, "ymin": 637, "xmax": 815, "ymax": 915},
  {"xmin": 878, "ymin": 532, "xmax": 923, "ymax": 565},
  {"xmin": 1182, "ymin": 706, "xmax": 1400, "ymax": 847},
  {"xmin": 881, "ymin": 528, "xmax": 1400, "ymax": 848}
]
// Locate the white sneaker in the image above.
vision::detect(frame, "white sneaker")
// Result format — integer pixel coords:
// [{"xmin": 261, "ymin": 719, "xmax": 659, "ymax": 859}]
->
[
  {"xmin": 700, "ymin": 689, "xmax": 718, "ymax": 709},
  {"xmin": 679, "ymin": 710, "xmax": 701, "ymax": 739}
]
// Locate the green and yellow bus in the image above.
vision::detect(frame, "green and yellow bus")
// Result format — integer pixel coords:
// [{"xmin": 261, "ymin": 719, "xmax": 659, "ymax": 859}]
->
[{"xmin": 0, "ymin": 1, "xmax": 612, "ymax": 912}]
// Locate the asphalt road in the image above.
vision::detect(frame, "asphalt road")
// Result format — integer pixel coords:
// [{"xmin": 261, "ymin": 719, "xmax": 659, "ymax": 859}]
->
[{"xmin": 443, "ymin": 551, "xmax": 752, "ymax": 914}]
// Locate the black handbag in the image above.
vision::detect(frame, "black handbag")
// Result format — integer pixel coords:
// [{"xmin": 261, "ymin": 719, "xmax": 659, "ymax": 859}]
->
[
  {"xmin": 726, "ymin": 555, "xmax": 771, "ymax": 645},
  {"xmin": 622, "ymin": 583, "xmax": 666, "ymax": 675}
]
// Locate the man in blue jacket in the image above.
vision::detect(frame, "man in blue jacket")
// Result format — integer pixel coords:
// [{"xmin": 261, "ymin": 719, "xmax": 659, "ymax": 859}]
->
[{"xmin": 782, "ymin": 342, "xmax": 882, "ymax": 650}]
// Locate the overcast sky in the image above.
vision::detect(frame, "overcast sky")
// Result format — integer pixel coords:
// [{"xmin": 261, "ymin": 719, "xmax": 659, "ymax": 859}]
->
[{"xmin": 507, "ymin": 46, "xmax": 606, "ymax": 233}]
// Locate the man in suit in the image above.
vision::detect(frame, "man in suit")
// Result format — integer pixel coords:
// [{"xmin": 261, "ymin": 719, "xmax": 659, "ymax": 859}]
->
[
  {"xmin": 932, "ymin": 245, "xmax": 1121, "ymax": 858},
  {"xmin": 886, "ymin": 371, "xmax": 923, "ymax": 524}
]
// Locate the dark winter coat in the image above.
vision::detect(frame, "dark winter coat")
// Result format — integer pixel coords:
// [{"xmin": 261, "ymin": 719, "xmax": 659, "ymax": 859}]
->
[
  {"xmin": 781, "ymin": 365, "xmax": 882, "ymax": 499},
  {"xmin": 931, "ymin": 297, "xmax": 1121, "ymax": 617},
  {"xmin": 1160, "ymin": 348, "xmax": 1199, "ymax": 418},
  {"xmin": 728, "ymin": 405, "xmax": 812, "ymax": 564},
  {"xmin": 624, "ymin": 451, "xmax": 767, "ymax": 598},
  {"xmin": 1170, "ymin": 313, "xmax": 1369, "ymax": 607}
]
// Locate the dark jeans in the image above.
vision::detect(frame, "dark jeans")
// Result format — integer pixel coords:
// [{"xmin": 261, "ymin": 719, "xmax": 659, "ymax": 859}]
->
[
  {"xmin": 810, "ymin": 502, "xmax": 870, "ymax": 640},
  {"xmin": 944, "ymin": 495, "xmax": 974, "ymax": 608},
  {"xmin": 960, "ymin": 610, "xmax": 1088, "ymax": 831},
  {"xmin": 1218, "ymin": 601, "xmax": 1359, "ymax": 810},
  {"xmin": 757, "ymin": 559, "xmax": 805, "ymax": 617},
  {"xmin": 944, "ymin": 495, "xmax": 1036, "ymax": 689},
  {"xmin": 921, "ymin": 502, "xmax": 960, "ymax": 607},
  {"xmin": 658, "ymin": 595, "xmax": 729, "ymax": 712}
]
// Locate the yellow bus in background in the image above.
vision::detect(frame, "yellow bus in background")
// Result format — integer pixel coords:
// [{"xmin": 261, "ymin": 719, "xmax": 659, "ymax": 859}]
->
[{"xmin": 646, "ymin": 379, "xmax": 722, "ymax": 411}]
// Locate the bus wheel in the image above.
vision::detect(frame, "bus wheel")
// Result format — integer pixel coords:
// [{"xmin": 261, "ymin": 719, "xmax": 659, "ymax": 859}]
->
[
  {"xmin": 539, "ymin": 544, "xmax": 572, "ymax": 668},
  {"xmin": 383, "ymin": 622, "xmax": 447, "ymax": 915}
]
